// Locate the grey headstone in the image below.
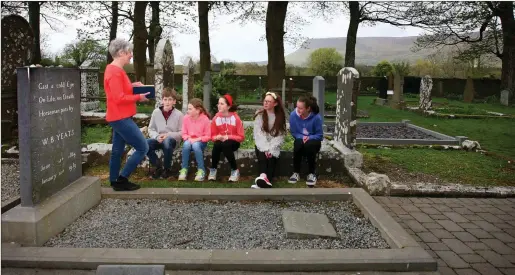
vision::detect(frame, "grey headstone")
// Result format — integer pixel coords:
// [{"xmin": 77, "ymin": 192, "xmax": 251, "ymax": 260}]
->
[
  {"xmin": 154, "ymin": 39, "xmax": 175, "ymax": 109},
  {"xmin": 391, "ymin": 71, "xmax": 404, "ymax": 108},
  {"xmin": 282, "ymin": 211, "xmax": 337, "ymax": 239},
  {"xmin": 17, "ymin": 68, "xmax": 82, "ymax": 206},
  {"xmin": 96, "ymin": 265, "xmax": 165, "ymax": 275},
  {"xmin": 313, "ymin": 76, "xmax": 325, "ymax": 124},
  {"xmin": 500, "ymin": 90, "xmax": 510, "ymax": 106},
  {"xmin": 1, "ymin": 15, "xmax": 34, "ymax": 139},
  {"xmin": 419, "ymin": 75, "xmax": 433, "ymax": 111},
  {"xmin": 203, "ymin": 71, "xmax": 212, "ymax": 111},
  {"xmin": 181, "ymin": 58, "xmax": 194, "ymax": 113},
  {"xmin": 335, "ymin": 67, "xmax": 360, "ymax": 149},
  {"xmin": 212, "ymin": 63, "xmax": 221, "ymax": 72},
  {"xmin": 79, "ymin": 62, "xmax": 100, "ymax": 112}
]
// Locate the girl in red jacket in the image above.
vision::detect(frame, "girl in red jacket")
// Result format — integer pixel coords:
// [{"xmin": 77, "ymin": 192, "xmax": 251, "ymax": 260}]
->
[{"xmin": 208, "ymin": 94, "xmax": 245, "ymax": 182}]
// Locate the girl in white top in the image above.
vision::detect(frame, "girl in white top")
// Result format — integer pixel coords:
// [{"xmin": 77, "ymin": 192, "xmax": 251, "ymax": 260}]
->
[{"xmin": 252, "ymin": 91, "xmax": 287, "ymax": 188}]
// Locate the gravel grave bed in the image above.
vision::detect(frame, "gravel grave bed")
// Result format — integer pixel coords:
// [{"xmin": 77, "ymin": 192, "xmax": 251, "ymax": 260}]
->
[
  {"xmin": 1, "ymin": 160, "xmax": 20, "ymax": 203},
  {"xmin": 326, "ymin": 124, "xmax": 441, "ymax": 140},
  {"xmin": 44, "ymin": 199, "xmax": 390, "ymax": 250}
]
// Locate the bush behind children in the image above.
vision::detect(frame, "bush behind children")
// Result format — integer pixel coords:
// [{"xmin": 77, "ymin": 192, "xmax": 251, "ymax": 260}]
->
[{"xmin": 114, "ymin": 89, "xmax": 323, "ymax": 191}]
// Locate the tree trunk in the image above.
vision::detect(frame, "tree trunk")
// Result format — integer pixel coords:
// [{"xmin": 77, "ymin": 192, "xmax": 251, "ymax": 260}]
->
[
  {"xmin": 344, "ymin": 1, "xmax": 360, "ymax": 68},
  {"xmin": 198, "ymin": 1, "xmax": 211, "ymax": 80},
  {"xmin": 148, "ymin": 1, "xmax": 160, "ymax": 64},
  {"xmin": 28, "ymin": 1, "xmax": 41, "ymax": 64},
  {"xmin": 133, "ymin": 1, "xmax": 148, "ymax": 82},
  {"xmin": 498, "ymin": 1, "xmax": 515, "ymax": 99},
  {"xmin": 266, "ymin": 1, "xmax": 288, "ymax": 90},
  {"xmin": 107, "ymin": 1, "xmax": 118, "ymax": 64}
]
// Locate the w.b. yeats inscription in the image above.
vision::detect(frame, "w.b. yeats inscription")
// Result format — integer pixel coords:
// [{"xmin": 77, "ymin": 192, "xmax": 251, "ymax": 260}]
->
[{"xmin": 17, "ymin": 68, "xmax": 82, "ymax": 206}]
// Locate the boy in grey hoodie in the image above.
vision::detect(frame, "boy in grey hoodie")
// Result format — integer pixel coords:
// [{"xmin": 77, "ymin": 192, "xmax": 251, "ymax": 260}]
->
[{"xmin": 147, "ymin": 88, "xmax": 184, "ymax": 179}]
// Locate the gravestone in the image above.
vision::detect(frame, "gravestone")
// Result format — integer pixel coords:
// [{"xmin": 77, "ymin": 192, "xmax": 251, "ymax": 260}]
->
[
  {"xmin": 2, "ymin": 67, "xmax": 100, "ymax": 246},
  {"xmin": 203, "ymin": 71, "xmax": 212, "ymax": 111},
  {"xmin": 335, "ymin": 67, "xmax": 360, "ymax": 149},
  {"xmin": 282, "ymin": 211, "xmax": 337, "ymax": 239},
  {"xmin": 378, "ymin": 76, "xmax": 388, "ymax": 99},
  {"xmin": 500, "ymin": 90, "xmax": 510, "ymax": 106},
  {"xmin": 437, "ymin": 80, "xmax": 444, "ymax": 97},
  {"xmin": 1, "ymin": 15, "xmax": 34, "ymax": 142},
  {"xmin": 154, "ymin": 39, "xmax": 174, "ymax": 109},
  {"xmin": 312, "ymin": 76, "xmax": 325, "ymax": 124},
  {"xmin": 463, "ymin": 77, "xmax": 475, "ymax": 103},
  {"xmin": 390, "ymin": 71, "xmax": 404, "ymax": 109},
  {"xmin": 181, "ymin": 58, "xmax": 194, "ymax": 113},
  {"xmin": 79, "ymin": 60, "xmax": 100, "ymax": 112},
  {"xmin": 16, "ymin": 68, "xmax": 83, "ymax": 206},
  {"xmin": 419, "ymin": 75, "xmax": 433, "ymax": 111},
  {"xmin": 212, "ymin": 63, "xmax": 221, "ymax": 72}
]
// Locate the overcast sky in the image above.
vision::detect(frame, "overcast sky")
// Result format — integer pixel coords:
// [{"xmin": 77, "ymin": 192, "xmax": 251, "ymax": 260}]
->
[{"xmin": 42, "ymin": 3, "xmax": 425, "ymax": 64}]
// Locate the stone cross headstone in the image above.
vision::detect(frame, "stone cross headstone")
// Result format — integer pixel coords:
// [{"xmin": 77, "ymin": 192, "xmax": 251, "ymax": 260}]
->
[
  {"xmin": 203, "ymin": 71, "xmax": 212, "ymax": 111},
  {"xmin": 463, "ymin": 77, "xmax": 475, "ymax": 103},
  {"xmin": 181, "ymin": 58, "xmax": 194, "ymax": 113},
  {"xmin": 335, "ymin": 67, "xmax": 360, "ymax": 149},
  {"xmin": 419, "ymin": 75, "xmax": 433, "ymax": 111},
  {"xmin": 312, "ymin": 76, "xmax": 325, "ymax": 124},
  {"xmin": 154, "ymin": 39, "xmax": 174, "ymax": 109},
  {"xmin": 16, "ymin": 68, "xmax": 82, "ymax": 206},
  {"xmin": 500, "ymin": 90, "xmax": 510, "ymax": 106},
  {"xmin": 1, "ymin": 15, "xmax": 34, "ymax": 141},
  {"xmin": 79, "ymin": 61, "xmax": 100, "ymax": 112},
  {"xmin": 281, "ymin": 79, "xmax": 286, "ymax": 106}
]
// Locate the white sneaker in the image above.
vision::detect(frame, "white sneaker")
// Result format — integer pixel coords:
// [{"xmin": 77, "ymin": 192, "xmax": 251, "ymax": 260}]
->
[
  {"xmin": 228, "ymin": 169, "xmax": 240, "ymax": 182},
  {"xmin": 250, "ymin": 184, "xmax": 260, "ymax": 189},
  {"xmin": 306, "ymin": 173, "xmax": 317, "ymax": 187},
  {"xmin": 208, "ymin": 168, "xmax": 217, "ymax": 181},
  {"xmin": 288, "ymin": 172, "xmax": 300, "ymax": 184}
]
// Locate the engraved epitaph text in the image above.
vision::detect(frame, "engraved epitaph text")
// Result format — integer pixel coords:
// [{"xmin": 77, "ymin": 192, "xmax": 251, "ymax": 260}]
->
[{"xmin": 17, "ymin": 68, "xmax": 82, "ymax": 206}]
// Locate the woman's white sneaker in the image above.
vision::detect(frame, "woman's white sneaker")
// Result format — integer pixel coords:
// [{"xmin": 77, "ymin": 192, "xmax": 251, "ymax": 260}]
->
[{"xmin": 288, "ymin": 172, "xmax": 300, "ymax": 184}]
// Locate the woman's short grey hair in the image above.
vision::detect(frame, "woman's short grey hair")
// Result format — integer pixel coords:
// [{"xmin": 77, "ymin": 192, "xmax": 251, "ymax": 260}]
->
[{"xmin": 108, "ymin": 38, "xmax": 133, "ymax": 58}]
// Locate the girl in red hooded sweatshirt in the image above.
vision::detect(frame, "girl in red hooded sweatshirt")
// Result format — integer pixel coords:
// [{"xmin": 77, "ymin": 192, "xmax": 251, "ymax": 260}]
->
[{"xmin": 208, "ymin": 94, "xmax": 245, "ymax": 182}]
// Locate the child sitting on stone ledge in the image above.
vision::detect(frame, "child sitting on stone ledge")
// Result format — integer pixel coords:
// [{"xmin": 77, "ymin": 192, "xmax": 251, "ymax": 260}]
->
[{"xmin": 146, "ymin": 88, "xmax": 184, "ymax": 179}]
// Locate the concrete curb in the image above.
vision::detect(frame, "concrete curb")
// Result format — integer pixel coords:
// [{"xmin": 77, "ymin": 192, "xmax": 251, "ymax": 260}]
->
[
  {"xmin": 2, "ymin": 188, "xmax": 436, "ymax": 272},
  {"xmin": 1, "ymin": 196, "xmax": 21, "ymax": 214},
  {"xmin": 391, "ymin": 182, "xmax": 515, "ymax": 198}
]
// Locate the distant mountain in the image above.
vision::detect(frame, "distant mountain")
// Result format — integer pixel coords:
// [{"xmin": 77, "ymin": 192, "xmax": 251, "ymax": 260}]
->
[{"xmin": 257, "ymin": 36, "xmax": 441, "ymax": 66}]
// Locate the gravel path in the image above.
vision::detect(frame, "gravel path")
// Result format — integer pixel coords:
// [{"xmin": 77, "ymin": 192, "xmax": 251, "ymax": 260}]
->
[
  {"xmin": 327, "ymin": 124, "xmax": 440, "ymax": 140},
  {"xmin": 44, "ymin": 199, "xmax": 390, "ymax": 250},
  {"xmin": 1, "ymin": 161, "xmax": 20, "ymax": 203}
]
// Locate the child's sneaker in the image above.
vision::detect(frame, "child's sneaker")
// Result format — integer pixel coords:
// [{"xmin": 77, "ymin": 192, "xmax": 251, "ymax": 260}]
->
[
  {"xmin": 194, "ymin": 169, "xmax": 205, "ymax": 182},
  {"xmin": 178, "ymin": 168, "xmax": 187, "ymax": 181},
  {"xmin": 250, "ymin": 184, "xmax": 260, "ymax": 189},
  {"xmin": 288, "ymin": 172, "xmax": 300, "ymax": 184},
  {"xmin": 306, "ymin": 173, "xmax": 317, "ymax": 187},
  {"xmin": 208, "ymin": 168, "xmax": 217, "ymax": 181},
  {"xmin": 255, "ymin": 173, "xmax": 272, "ymax": 188},
  {"xmin": 228, "ymin": 169, "xmax": 240, "ymax": 182}
]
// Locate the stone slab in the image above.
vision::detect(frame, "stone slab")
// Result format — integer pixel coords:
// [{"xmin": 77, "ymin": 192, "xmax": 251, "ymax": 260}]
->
[
  {"xmin": 1, "ymin": 246, "xmax": 436, "ymax": 272},
  {"xmin": 1, "ymin": 176, "xmax": 101, "ymax": 246},
  {"xmin": 96, "ymin": 265, "xmax": 165, "ymax": 275},
  {"xmin": 282, "ymin": 211, "xmax": 337, "ymax": 239},
  {"xmin": 101, "ymin": 187, "xmax": 354, "ymax": 202}
]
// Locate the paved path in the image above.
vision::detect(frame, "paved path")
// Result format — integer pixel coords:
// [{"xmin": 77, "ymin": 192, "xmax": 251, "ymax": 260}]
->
[{"xmin": 375, "ymin": 196, "xmax": 515, "ymax": 275}]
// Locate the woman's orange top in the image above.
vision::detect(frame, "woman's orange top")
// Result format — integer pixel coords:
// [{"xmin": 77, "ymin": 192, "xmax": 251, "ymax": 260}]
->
[{"xmin": 103, "ymin": 64, "xmax": 140, "ymax": 122}]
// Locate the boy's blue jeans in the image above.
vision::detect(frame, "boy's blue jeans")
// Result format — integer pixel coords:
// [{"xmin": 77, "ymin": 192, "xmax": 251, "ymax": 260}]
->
[
  {"xmin": 109, "ymin": 118, "xmax": 149, "ymax": 182},
  {"xmin": 146, "ymin": 137, "xmax": 177, "ymax": 169},
  {"xmin": 181, "ymin": 140, "xmax": 207, "ymax": 171}
]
